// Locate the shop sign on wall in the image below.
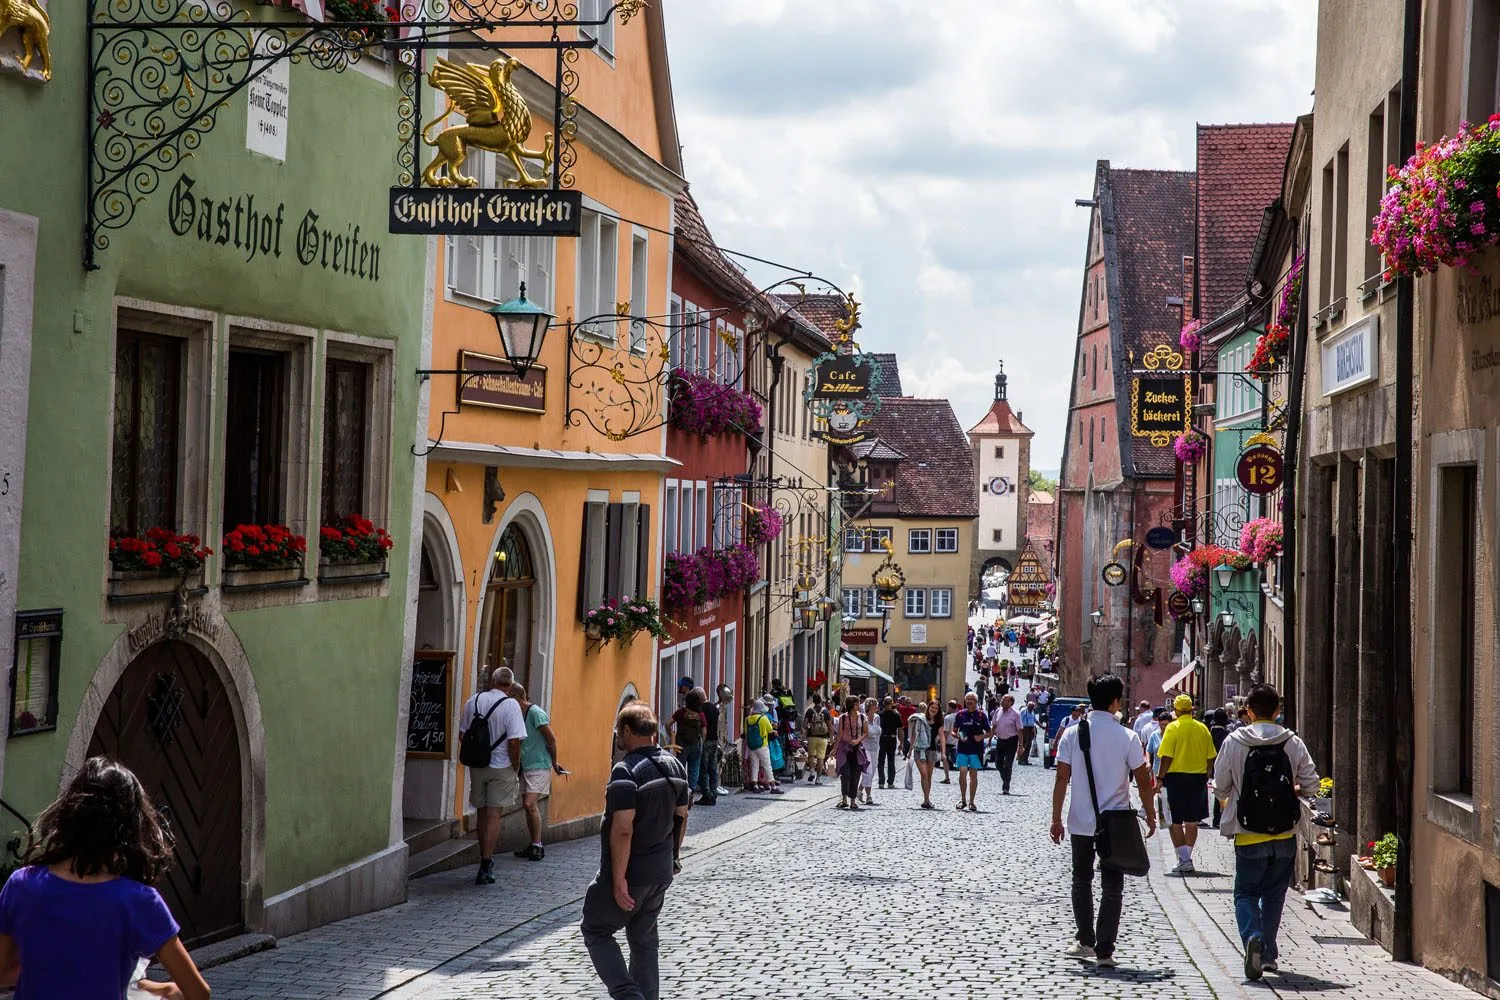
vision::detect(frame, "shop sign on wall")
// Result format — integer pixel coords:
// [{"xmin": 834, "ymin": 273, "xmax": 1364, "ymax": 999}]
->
[
  {"xmin": 389, "ymin": 189, "xmax": 583, "ymax": 237},
  {"xmin": 1129, "ymin": 344, "xmax": 1191, "ymax": 446},
  {"xmin": 456, "ymin": 351, "xmax": 546, "ymax": 414},
  {"xmin": 246, "ymin": 33, "xmax": 289, "ymax": 161}
]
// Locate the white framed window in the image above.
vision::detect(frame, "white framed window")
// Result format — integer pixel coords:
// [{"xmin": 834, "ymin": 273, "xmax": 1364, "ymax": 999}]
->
[
  {"xmin": 680, "ymin": 301, "xmax": 698, "ymax": 373},
  {"xmin": 664, "ymin": 481, "xmax": 679, "ymax": 555},
  {"xmin": 867, "ymin": 526, "xmax": 893, "ymax": 549},
  {"xmin": 904, "ymin": 588, "xmax": 927, "ymax": 618},
  {"xmin": 679, "ymin": 483, "xmax": 694, "ymax": 555},
  {"xmin": 445, "ymin": 153, "xmax": 556, "ymax": 309},
  {"xmin": 936, "ymin": 528, "xmax": 959, "ymax": 553},
  {"xmin": 668, "ymin": 296, "xmax": 683, "ymax": 369},
  {"xmin": 576, "ymin": 208, "xmax": 619, "ymax": 338},
  {"xmin": 580, "ymin": 497, "xmax": 649, "ymax": 612},
  {"xmin": 629, "ymin": 232, "xmax": 648, "ymax": 353},
  {"xmin": 722, "ymin": 623, "xmax": 738, "ymax": 737},
  {"xmin": 908, "ymin": 528, "xmax": 932, "ymax": 554},
  {"xmin": 843, "ymin": 588, "xmax": 862, "ymax": 617},
  {"xmin": 578, "ymin": 0, "xmax": 616, "ymax": 56},
  {"xmin": 695, "ymin": 482, "xmax": 708, "ymax": 551},
  {"xmin": 843, "ymin": 527, "xmax": 865, "ymax": 552},
  {"xmin": 709, "ymin": 630, "xmax": 722, "ymax": 693},
  {"xmin": 931, "ymin": 588, "xmax": 953, "ymax": 618},
  {"xmin": 863, "ymin": 588, "xmax": 880, "ymax": 618}
]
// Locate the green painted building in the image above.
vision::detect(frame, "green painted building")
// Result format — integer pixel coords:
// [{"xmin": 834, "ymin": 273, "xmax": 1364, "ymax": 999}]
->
[
  {"xmin": 0, "ymin": 2, "xmax": 427, "ymax": 943},
  {"xmin": 1208, "ymin": 325, "xmax": 1264, "ymax": 703}
]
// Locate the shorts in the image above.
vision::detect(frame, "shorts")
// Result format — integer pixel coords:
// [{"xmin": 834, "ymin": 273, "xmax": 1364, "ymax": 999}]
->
[
  {"xmin": 470, "ymin": 766, "xmax": 520, "ymax": 810},
  {"xmin": 955, "ymin": 752, "xmax": 983, "ymax": 770},
  {"xmin": 1163, "ymin": 772, "xmax": 1210, "ymax": 823},
  {"xmin": 912, "ymin": 748, "xmax": 940, "ymax": 764},
  {"xmin": 522, "ymin": 768, "xmax": 552, "ymax": 796},
  {"xmin": 807, "ymin": 736, "xmax": 829, "ymax": 761}
]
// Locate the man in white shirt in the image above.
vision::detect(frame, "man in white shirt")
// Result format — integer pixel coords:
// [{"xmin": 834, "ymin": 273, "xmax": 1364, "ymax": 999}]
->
[
  {"xmin": 460, "ymin": 668, "xmax": 527, "ymax": 885},
  {"xmin": 1132, "ymin": 700, "xmax": 1156, "ymax": 742},
  {"xmin": 1049, "ymin": 674, "xmax": 1156, "ymax": 969}
]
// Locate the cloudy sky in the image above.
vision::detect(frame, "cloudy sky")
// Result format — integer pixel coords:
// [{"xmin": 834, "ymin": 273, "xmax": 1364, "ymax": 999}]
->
[{"xmin": 663, "ymin": 0, "xmax": 1316, "ymax": 474}]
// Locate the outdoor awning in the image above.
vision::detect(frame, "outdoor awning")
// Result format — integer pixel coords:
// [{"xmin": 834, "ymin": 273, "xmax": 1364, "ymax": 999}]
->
[
  {"xmin": 1162, "ymin": 659, "xmax": 1197, "ymax": 693},
  {"xmin": 839, "ymin": 651, "xmax": 894, "ymax": 684}
]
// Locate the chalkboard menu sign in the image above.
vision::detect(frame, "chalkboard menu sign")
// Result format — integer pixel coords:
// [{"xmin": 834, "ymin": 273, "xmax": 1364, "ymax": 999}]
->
[{"xmin": 406, "ymin": 651, "xmax": 455, "ymax": 759}]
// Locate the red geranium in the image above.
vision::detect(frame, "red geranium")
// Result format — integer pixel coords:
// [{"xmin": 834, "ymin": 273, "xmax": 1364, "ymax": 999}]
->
[
  {"xmin": 223, "ymin": 524, "xmax": 306, "ymax": 570},
  {"xmin": 109, "ymin": 527, "xmax": 212, "ymax": 575},
  {"xmin": 320, "ymin": 514, "xmax": 395, "ymax": 564}
]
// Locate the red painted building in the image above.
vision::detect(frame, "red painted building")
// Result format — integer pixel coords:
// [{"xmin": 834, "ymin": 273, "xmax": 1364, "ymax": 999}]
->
[
  {"xmin": 656, "ymin": 190, "xmax": 761, "ymax": 736},
  {"xmin": 1056, "ymin": 163, "xmax": 1195, "ymax": 700}
]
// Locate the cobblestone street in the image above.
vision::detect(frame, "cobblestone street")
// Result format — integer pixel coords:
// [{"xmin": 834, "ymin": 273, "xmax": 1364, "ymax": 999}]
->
[{"xmin": 205, "ymin": 757, "xmax": 1473, "ymax": 1000}]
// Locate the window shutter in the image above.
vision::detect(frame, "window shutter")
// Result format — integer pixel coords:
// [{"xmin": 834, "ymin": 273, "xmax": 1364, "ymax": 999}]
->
[
  {"xmin": 605, "ymin": 502, "xmax": 623, "ymax": 602},
  {"xmin": 577, "ymin": 505, "xmax": 591, "ymax": 620},
  {"xmin": 636, "ymin": 503, "xmax": 651, "ymax": 599}
]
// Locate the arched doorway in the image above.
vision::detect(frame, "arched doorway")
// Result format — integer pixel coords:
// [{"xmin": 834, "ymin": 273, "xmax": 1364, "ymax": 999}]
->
[
  {"xmin": 88, "ymin": 640, "xmax": 243, "ymax": 948},
  {"xmin": 476, "ymin": 524, "xmax": 537, "ymax": 692}
]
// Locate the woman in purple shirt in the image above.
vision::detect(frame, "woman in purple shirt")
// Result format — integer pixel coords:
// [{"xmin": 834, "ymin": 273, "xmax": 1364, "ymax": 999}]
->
[{"xmin": 0, "ymin": 757, "xmax": 209, "ymax": 999}]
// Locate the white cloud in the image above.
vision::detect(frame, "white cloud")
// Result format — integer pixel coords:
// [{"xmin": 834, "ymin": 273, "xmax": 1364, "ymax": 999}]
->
[{"xmin": 663, "ymin": 0, "xmax": 1316, "ymax": 470}]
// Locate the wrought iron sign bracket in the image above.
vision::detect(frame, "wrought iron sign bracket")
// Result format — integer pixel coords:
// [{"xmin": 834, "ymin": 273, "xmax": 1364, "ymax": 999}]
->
[{"xmin": 83, "ymin": 0, "xmax": 639, "ymax": 270}]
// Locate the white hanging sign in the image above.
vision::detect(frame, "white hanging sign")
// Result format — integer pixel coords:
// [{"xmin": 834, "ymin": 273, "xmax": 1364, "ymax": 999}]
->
[{"xmin": 246, "ymin": 33, "xmax": 290, "ymax": 161}]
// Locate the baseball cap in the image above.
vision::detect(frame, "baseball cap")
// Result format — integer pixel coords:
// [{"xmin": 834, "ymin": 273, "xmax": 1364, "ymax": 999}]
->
[{"xmin": 1174, "ymin": 694, "xmax": 1194, "ymax": 712}]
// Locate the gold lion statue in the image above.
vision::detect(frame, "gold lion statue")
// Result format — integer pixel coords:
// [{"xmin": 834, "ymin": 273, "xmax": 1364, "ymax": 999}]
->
[
  {"xmin": 421, "ymin": 57, "xmax": 553, "ymax": 189},
  {"xmin": 0, "ymin": 0, "xmax": 51, "ymax": 81}
]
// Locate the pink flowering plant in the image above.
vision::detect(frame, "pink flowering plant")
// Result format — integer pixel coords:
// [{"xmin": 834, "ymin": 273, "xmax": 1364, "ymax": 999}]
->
[
  {"xmin": 1239, "ymin": 517, "xmax": 1284, "ymax": 563},
  {"xmin": 661, "ymin": 545, "xmax": 762, "ymax": 612},
  {"xmin": 1372, "ymin": 115, "xmax": 1500, "ymax": 277},
  {"xmin": 668, "ymin": 368, "xmax": 763, "ymax": 439},
  {"xmin": 1172, "ymin": 429, "xmax": 1209, "ymax": 465},
  {"xmin": 1178, "ymin": 319, "xmax": 1202, "ymax": 354},
  {"xmin": 583, "ymin": 596, "xmax": 670, "ymax": 647},
  {"xmin": 744, "ymin": 505, "xmax": 784, "ymax": 547},
  {"xmin": 1276, "ymin": 253, "xmax": 1305, "ymax": 328},
  {"xmin": 1169, "ymin": 544, "xmax": 1250, "ymax": 598}
]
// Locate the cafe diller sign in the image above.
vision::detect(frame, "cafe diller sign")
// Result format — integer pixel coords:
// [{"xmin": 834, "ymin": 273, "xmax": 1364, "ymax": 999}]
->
[{"xmin": 1129, "ymin": 344, "xmax": 1192, "ymax": 446}]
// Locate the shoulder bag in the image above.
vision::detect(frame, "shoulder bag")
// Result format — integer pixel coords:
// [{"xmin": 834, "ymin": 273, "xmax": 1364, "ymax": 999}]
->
[{"xmin": 1078, "ymin": 718, "xmax": 1150, "ymax": 876}]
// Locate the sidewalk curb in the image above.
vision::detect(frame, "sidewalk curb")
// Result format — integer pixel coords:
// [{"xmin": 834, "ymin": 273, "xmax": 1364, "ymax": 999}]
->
[{"xmin": 1148, "ymin": 832, "xmax": 1259, "ymax": 1000}]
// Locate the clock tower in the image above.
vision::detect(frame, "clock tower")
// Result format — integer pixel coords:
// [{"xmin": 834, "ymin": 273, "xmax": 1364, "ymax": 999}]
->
[{"xmin": 966, "ymin": 362, "xmax": 1035, "ymax": 603}]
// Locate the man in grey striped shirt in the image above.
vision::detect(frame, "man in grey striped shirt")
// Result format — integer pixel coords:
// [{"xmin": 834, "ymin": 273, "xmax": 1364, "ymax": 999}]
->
[{"xmin": 581, "ymin": 702, "xmax": 690, "ymax": 1000}]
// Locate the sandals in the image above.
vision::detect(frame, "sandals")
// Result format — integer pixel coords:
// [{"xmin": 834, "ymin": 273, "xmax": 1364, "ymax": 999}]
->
[
  {"xmin": 957, "ymin": 801, "xmax": 968, "ymax": 810},
  {"xmin": 1315, "ymin": 832, "xmax": 1335, "ymax": 846},
  {"xmin": 1312, "ymin": 859, "xmax": 1337, "ymax": 873},
  {"xmin": 1312, "ymin": 814, "xmax": 1337, "ymax": 829},
  {"xmin": 968, "ymin": 803, "xmax": 978, "ymax": 813}
]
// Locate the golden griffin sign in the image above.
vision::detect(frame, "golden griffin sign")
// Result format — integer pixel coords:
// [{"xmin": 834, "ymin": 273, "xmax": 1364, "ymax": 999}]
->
[
  {"xmin": 0, "ymin": 0, "xmax": 51, "ymax": 81},
  {"xmin": 421, "ymin": 57, "xmax": 553, "ymax": 189}
]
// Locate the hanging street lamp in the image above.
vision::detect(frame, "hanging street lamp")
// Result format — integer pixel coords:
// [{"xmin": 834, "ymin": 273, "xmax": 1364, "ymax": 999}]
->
[{"xmin": 486, "ymin": 281, "xmax": 554, "ymax": 377}]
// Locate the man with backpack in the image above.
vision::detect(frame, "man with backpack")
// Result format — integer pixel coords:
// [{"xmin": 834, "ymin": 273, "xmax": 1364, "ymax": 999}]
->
[
  {"xmin": 803, "ymin": 694, "xmax": 832, "ymax": 786},
  {"xmin": 1213, "ymin": 683, "xmax": 1318, "ymax": 981},
  {"xmin": 667, "ymin": 689, "xmax": 708, "ymax": 807},
  {"xmin": 458, "ymin": 669, "xmax": 527, "ymax": 885}
]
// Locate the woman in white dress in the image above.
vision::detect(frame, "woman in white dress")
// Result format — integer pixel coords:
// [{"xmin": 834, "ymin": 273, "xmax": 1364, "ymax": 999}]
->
[{"xmin": 859, "ymin": 697, "xmax": 881, "ymax": 805}]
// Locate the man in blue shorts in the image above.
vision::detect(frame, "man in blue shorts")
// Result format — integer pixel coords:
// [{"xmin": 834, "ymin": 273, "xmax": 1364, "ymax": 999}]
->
[{"xmin": 952, "ymin": 692, "xmax": 992, "ymax": 812}]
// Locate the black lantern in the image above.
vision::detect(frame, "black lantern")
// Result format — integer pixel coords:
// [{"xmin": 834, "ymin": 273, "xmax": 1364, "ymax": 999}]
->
[
  {"xmin": 1190, "ymin": 596, "xmax": 1206, "ymax": 616},
  {"xmin": 486, "ymin": 281, "xmax": 554, "ymax": 377}
]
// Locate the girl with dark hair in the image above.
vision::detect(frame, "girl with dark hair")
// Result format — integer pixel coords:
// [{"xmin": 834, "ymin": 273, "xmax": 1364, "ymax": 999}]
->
[
  {"xmin": 834, "ymin": 695, "xmax": 868, "ymax": 811},
  {"xmin": 906, "ymin": 700, "xmax": 946, "ymax": 809},
  {"xmin": 0, "ymin": 756, "xmax": 209, "ymax": 999}
]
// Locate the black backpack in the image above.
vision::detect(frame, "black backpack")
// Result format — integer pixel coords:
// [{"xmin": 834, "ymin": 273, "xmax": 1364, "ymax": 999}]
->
[
  {"xmin": 459, "ymin": 693, "xmax": 511, "ymax": 768},
  {"xmin": 1237, "ymin": 742, "xmax": 1301, "ymax": 834}
]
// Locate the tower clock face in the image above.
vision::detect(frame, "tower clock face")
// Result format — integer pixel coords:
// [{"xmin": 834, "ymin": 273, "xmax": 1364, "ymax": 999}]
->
[{"xmin": 987, "ymin": 476, "xmax": 1012, "ymax": 496}]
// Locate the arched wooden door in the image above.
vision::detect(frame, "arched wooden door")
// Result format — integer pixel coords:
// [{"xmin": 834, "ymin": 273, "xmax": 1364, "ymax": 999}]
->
[{"xmin": 88, "ymin": 640, "xmax": 244, "ymax": 948}]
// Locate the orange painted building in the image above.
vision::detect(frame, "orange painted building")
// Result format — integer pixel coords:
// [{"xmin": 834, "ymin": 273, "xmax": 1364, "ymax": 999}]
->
[{"xmin": 400, "ymin": 7, "xmax": 687, "ymax": 856}]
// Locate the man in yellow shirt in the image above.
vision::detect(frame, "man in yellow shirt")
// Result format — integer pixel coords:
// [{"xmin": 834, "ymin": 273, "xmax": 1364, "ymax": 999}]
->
[
  {"xmin": 1154, "ymin": 694, "xmax": 1216, "ymax": 874},
  {"xmin": 1212, "ymin": 683, "xmax": 1318, "ymax": 980}
]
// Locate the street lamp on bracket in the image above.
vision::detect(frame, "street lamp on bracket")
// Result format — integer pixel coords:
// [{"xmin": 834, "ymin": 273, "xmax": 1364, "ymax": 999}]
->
[{"xmin": 487, "ymin": 282, "xmax": 554, "ymax": 378}]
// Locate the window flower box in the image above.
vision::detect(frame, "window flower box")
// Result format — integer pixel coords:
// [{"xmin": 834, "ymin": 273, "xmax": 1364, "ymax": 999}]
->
[
  {"xmin": 667, "ymin": 368, "xmax": 762, "ymax": 439},
  {"xmin": 1374, "ymin": 116, "xmax": 1500, "ymax": 278},
  {"xmin": 107, "ymin": 528, "xmax": 212, "ymax": 601},
  {"xmin": 583, "ymin": 597, "xmax": 669, "ymax": 650},
  {"xmin": 318, "ymin": 559, "xmax": 387, "ymax": 583},
  {"xmin": 222, "ymin": 524, "xmax": 307, "ymax": 589}
]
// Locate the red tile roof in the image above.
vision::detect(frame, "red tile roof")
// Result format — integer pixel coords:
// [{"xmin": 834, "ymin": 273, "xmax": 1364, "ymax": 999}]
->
[
  {"xmin": 967, "ymin": 398, "xmax": 1033, "ymax": 437},
  {"xmin": 1195, "ymin": 123, "xmax": 1296, "ymax": 322},
  {"xmin": 1107, "ymin": 167, "xmax": 1197, "ymax": 477},
  {"xmin": 869, "ymin": 353, "xmax": 904, "ymax": 396},
  {"xmin": 863, "ymin": 397, "xmax": 979, "ymax": 519},
  {"xmin": 674, "ymin": 189, "xmax": 767, "ymax": 309}
]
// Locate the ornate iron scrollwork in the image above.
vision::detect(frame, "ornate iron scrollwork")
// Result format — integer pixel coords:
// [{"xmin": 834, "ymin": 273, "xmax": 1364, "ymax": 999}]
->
[
  {"xmin": 146, "ymin": 671, "xmax": 185, "ymax": 746},
  {"xmin": 564, "ymin": 315, "xmax": 672, "ymax": 441}
]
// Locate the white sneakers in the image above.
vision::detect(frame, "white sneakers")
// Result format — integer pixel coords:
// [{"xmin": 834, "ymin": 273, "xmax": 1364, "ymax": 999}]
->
[
  {"xmin": 1096, "ymin": 956, "xmax": 1118, "ymax": 969},
  {"xmin": 1174, "ymin": 858, "xmax": 1196, "ymax": 874},
  {"xmin": 1065, "ymin": 943, "xmax": 1096, "ymax": 960}
]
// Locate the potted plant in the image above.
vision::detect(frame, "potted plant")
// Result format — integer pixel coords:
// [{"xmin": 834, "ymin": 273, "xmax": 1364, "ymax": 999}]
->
[
  {"xmin": 108, "ymin": 528, "xmax": 212, "ymax": 599},
  {"xmin": 222, "ymin": 523, "xmax": 307, "ymax": 588},
  {"xmin": 1371, "ymin": 832, "xmax": 1398, "ymax": 888},
  {"xmin": 1373, "ymin": 115, "xmax": 1500, "ymax": 278},
  {"xmin": 1239, "ymin": 517, "xmax": 1285, "ymax": 565},
  {"xmin": 318, "ymin": 514, "xmax": 394, "ymax": 581},
  {"xmin": 1313, "ymin": 776, "xmax": 1334, "ymax": 814},
  {"xmin": 667, "ymin": 368, "xmax": 763, "ymax": 439},
  {"xmin": 744, "ymin": 505, "xmax": 784, "ymax": 547},
  {"xmin": 582, "ymin": 597, "xmax": 669, "ymax": 649},
  {"xmin": 1172, "ymin": 429, "xmax": 1209, "ymax": 465}
]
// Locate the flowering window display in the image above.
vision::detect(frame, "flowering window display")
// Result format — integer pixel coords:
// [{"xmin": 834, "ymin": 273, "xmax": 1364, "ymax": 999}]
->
[
  {"xmin": 1372, "ymin": 115, "xmax": 1500, "ymax": 277},
  {"xmin": 1168, "ymin": 544, "xmax": 1250, "ymax": 598},
  {"xmin": 1246, "ymin": 324, "xmax": 1290, "ymax": 380},
  {"xmin": 319, "ymin": 514, "xmax": 394, "ymax": 564},
  {"xmin": 1178, "ymin": 319, "xmax": 1202, "ymax": 354},
  {"xmin": 668, "ymin": 368, "xmax": 762, "ymax": 439},
  {"xmin": 583, "ymin": 597, "xmax": 670, "ymax": 647},
  {"xmin": 108, "ymin": 528, "xmax": 212, "ymax": 574},
  {"xmin": 661, "ymin": 545, "xmax": 762, "ymax": 612},
  {"xmin": 744, "ymin": 505, "xmax": 784, "ymax": 547},
  {"xmin": 223, "ymin": 524, "xmax": 307, "ymax": 569}
]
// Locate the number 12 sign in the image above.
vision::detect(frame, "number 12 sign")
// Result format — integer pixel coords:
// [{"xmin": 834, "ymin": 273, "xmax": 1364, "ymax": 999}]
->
[{"xmin": 1237, "ymin": 444, "xmax": 1284, "ymax": 496}]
